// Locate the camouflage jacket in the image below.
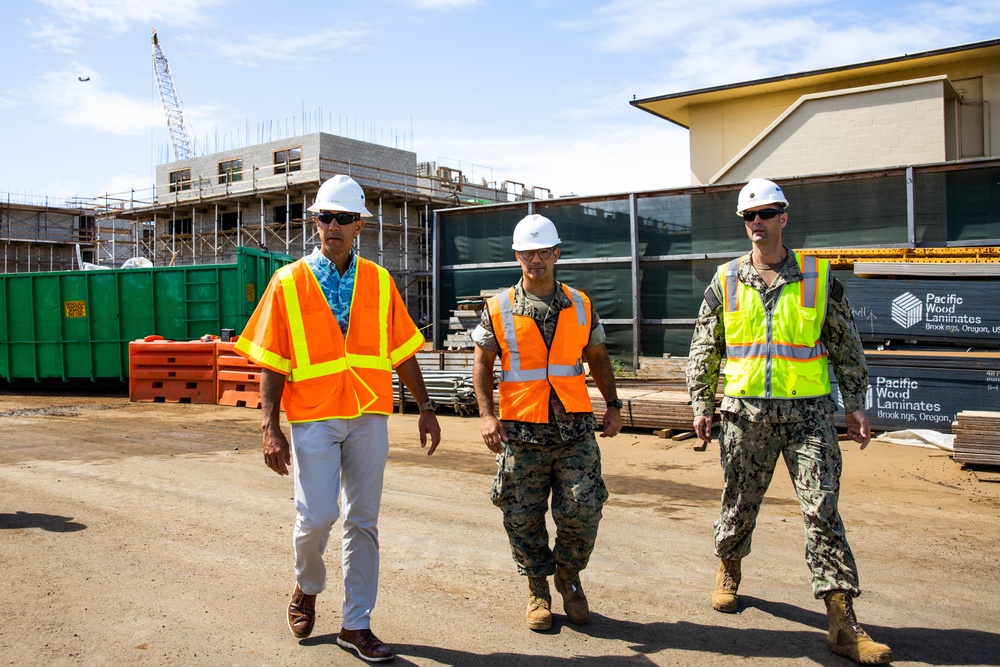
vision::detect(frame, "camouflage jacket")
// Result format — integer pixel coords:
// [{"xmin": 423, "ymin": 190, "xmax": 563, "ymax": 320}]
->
[
  {"xmin": 686, "ymin": 248, "xmax": 869, "ymax": 423},
  {"xmin": 473, "ymin": 278, "xmax": 605, "ymax": 444}
]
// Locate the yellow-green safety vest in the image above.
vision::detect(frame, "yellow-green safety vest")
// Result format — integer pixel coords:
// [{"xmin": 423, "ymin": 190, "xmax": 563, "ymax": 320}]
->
[{"xmin": 720, "ymin": 254, "xmax": 831, "ymax": 399}]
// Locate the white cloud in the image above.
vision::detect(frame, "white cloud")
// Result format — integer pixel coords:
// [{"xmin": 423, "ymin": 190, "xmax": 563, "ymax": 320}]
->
[
  {"xmin": 96, "ymin": 172, "xmax": 154, "ymax": 198},
  {"xmin": 419, "ymin": 123, "xmax": 690, "ymax": 197},
  {"xmin": 590, "ymin": 0, "xmax": 1000, "ymax": 99},
  {"xmin": 211, "ymin": 27, "xmax": 373, "ymax": 67},
  {"xmin": 33, "ymin": 67, "xmax": 163, "ymax": 135},
  {"xmin": 29, "ymin": 0, "xmax": 221, "ymax": 49}
]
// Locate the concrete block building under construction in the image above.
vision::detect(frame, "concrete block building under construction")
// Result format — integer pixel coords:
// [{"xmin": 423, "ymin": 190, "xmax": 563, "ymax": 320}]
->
[{"xmin": 95, "ymin": 131, "xmax": 548, "ymax": 328}]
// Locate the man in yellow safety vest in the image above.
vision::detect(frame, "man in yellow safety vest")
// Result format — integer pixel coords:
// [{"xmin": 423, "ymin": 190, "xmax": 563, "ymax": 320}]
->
[{"xmin": 686, "ymin": 178, "xmax": 892, "ymax": 665}]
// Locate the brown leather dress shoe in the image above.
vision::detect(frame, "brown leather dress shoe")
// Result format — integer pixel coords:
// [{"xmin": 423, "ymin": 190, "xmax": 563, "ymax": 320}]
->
[
  {"xmin": 287, "ymin": 585, "xmax": 316, "ymax": 639},
  {"xmin": 337, "ymin": 628, "xmax": 394, "ymax": 663}
]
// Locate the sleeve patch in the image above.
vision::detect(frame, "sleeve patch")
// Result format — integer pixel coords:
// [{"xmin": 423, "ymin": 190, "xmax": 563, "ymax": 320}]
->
[
  {"xmin": 704, "ymin": 286, "xmax": 721, "ymax": 311},
  {"xmin": 831, "ymin": 278, "xmax": 845, "ymax": 303}
]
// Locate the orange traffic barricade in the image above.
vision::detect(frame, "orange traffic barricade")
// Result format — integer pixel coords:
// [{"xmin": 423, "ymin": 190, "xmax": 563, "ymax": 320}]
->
[
  {"xmin": 128, "ymin": 339, "xmax": 218, "ymax": 404},
  {"xmin": 215, "ymin": 339, "xmax": 262, "ymax": 408}
]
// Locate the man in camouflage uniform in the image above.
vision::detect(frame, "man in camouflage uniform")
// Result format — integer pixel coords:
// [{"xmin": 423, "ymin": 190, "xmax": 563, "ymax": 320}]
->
[
  {"xmin": 472, "ymin": 214, "xmax": 622, "ymax": 631},
  {"xmin": 687, "ymin": 179, "xmax": 893, "ymax": 664}
]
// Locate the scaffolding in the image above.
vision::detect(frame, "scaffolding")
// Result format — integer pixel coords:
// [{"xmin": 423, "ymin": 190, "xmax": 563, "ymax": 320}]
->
[{"xmin": 89, "ymin": 147, "xmax": 496, "ymax": 331}]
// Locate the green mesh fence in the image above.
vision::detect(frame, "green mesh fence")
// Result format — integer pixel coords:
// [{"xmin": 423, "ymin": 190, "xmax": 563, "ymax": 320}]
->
[{"xmin": 438, "ymin": 162, "xmax": 1000, "ymax": 360}]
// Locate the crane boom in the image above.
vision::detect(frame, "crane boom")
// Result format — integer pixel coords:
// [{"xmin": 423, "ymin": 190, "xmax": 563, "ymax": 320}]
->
[{"xmin": 151, "ymin": 28, "xmax": 192, "ymax": 161}]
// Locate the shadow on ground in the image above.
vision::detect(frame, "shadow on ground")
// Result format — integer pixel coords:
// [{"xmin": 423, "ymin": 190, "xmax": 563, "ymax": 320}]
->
[
  {"xmin": 0, "ymin": 511, "xmax": 87, "ymax": 532},
  {"xmin": 303, "ymin": 598, "xmax": 1000, "ymax": 666}
]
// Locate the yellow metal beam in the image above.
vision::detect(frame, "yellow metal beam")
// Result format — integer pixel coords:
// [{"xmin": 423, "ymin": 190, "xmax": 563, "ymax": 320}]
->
[{"xmin": 797, "ymin": 247, "xmax": 1000, "ymax": 269}]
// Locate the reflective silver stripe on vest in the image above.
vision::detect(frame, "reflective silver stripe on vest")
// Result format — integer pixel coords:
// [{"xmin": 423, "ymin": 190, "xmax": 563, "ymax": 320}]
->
[
  {"xmin": 727, "ymin": 341, "xmax": 827, "ymax": 360},
  {"xmin": 724, "ymin": 258, "xmax": 741, "ymax": 312},
  {"xmin": 498, "ymin": 286, "xmax": 586, "ymax": 383},
  {"xmin": 497, "ymin": 289, "xmax": 521, "ymax": 371},
  {"xmin": 800, "ymin": 255, "xmax": 819, "ymax": 308},
  {"xmin": 502, "ymin": 368, "xmax": 549, "ymax": 382},
  {"xmin": 565, "ymin": 285, "xmax": 587, "ymax": 326},
  {"xmin": 548, "ymin": 360, "xmax": 584, "ymax": 376}
]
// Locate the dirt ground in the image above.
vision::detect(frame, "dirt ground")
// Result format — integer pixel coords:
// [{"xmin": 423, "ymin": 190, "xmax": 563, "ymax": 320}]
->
[{"xmin": 1, "ymin": 391, "xmax": 999, "ymax": 667}]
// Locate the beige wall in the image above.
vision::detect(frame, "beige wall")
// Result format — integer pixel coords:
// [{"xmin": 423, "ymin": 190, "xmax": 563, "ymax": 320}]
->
[
  {"xmin": 682, "ymin": 50, "xmax": 1000, "ymax": 185},
  {"xmin": 715, "ymin": 78, "xmax": 950, "ymax": 184}
]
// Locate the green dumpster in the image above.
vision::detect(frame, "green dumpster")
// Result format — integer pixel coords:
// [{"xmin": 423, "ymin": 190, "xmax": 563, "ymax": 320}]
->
[{"xmin": 0, "ymin": 247, "xmax": 293, "ymax": 382}]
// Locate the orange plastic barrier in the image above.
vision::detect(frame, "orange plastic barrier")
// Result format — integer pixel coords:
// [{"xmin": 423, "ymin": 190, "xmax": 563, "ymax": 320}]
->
[
  {"xmin": 128, "ymin": 339, "xmax": 218, "ymax": 404},
  {"xmin": 215, "ymin": 339, "xmax": 262, "ymax": 408}
]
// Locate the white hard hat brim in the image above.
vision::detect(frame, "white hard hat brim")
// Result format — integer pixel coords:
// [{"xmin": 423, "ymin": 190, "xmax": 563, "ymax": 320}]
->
[
  {"xmin": 306, "ymin": 201, "xmax": 374, "ymax": 217},
  {"xmin": 736, "ymin": 202, "xmax": 788, "ymax": 216},
  {"xmin": 512, "ymin": 241, "xmax": 559, "ymax": 251}
]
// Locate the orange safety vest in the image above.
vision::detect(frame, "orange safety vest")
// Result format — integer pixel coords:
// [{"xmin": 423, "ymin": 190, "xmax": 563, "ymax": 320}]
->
[
  {"xmin": 235, "ymin": 256, "xmax": 424, "ymax": 422},
  {"xmin": 487, "ymin": 283, "xmax": 593, "ymax": 424}
]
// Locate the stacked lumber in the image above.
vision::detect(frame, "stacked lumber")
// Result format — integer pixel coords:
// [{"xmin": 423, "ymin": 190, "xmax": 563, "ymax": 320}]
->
[
  {"xmin": 443, "ymin": 309, "xmax": 480, "ymax": 349},
  {"xmin": 636, "ymin": 356, "xmax": 688, "ymax": 384},
  {"xmin": 588, "ymin": 386, "xmax": 698, "ymax": 430},
  {"xmin": 952, "ymin": 411, "xmax": 1000, "ymax": 466},
  {"xmin": 444, "ymin": 289, "xmax": 501, "ymax": 350}
]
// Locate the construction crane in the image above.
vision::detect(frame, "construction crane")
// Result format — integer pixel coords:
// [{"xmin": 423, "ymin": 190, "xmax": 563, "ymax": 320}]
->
[{"xmin": 151, "ymin": 28, "xmax": 192, "ymax": 160}]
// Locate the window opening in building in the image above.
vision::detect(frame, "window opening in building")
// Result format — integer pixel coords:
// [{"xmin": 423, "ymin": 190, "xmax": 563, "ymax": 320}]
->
[
  {"xmin": 273, "ymin": 203, "xmax": 304, "ymax": 223},
  {"xmin": 220, "ymin": 211, "xmax": 241, "ymax": 231},
  {"xmin": 78, "ymin": 215, "xmax": 95, "ymax": 242},
  {"xmin": 169, "ymin": 169, "xmax": 191, "ymax": 192},
  {"xmin": 218, "ymin": 158, "xmax": 244, "ymax": 184},
  {"xmin": 172, "ymin": 216, "xmax": 192, "ymax": 235},
  {"xmin": 274, "ymin": 148, "xmax": 302, "ymax": 174}
]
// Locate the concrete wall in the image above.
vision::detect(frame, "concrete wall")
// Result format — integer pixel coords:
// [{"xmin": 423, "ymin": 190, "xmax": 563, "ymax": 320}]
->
[
  {"xmin": 317, "ymin": 134, "xmax": 416, "ymax": 192},
  {"xmin": 717, "ymin": 78, "xmax": 950, "ymax": 183},
  {"xmin": 154, "ymin": 132, "xmax": 418, "ymax": 199}
]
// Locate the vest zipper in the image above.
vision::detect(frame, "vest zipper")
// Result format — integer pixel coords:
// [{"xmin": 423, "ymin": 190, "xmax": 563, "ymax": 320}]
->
[{"xmin": 764, "ymin": 295, "xmax": 775, "ymax": 399}]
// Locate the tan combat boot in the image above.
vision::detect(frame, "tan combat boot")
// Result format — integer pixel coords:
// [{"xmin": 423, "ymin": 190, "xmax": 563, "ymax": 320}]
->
[
  {"xmin": 554, "ymin": 565, "xmax": 589, "ymax": 623},
  {"xmin": 711, "ymin": 558, "xmax": 741, "ymax": 613},
  {"xmin": 525, "ymin": 576, "xmax": 552, "ymax": 631},
  {"xmin": 824, "ymin": 591, "xmax": 894, "ymax": 664}
]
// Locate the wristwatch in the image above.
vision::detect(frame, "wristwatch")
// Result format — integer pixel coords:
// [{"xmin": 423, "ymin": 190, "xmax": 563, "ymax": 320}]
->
[
  {"xmin": 606, "ymin": 399, "xmax": 623, "ymax": 409},
  {"xmin": 419, "ymin": 399, "xmax": 438, "ymax": 413}
]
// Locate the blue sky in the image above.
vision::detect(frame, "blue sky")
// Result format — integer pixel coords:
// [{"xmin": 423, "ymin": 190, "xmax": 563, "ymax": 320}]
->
[{"xmin": 2, "ymin": 0, "xmax": 1000, "ymax": 203}]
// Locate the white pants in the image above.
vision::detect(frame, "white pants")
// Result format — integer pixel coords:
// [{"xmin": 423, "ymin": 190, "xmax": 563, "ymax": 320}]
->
[{"xmin": 290, "ymin": 414, "xmax": 389, "ymax": 630}]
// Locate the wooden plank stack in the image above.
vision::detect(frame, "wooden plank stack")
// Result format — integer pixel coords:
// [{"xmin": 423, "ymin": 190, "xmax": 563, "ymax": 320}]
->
[
  {"xmin": 636, "ymin": 356, "xmax": 688, "ymax": 384},
  {"xmin": 588, "ymin": 384, "xmax": 698, "ymax": 430},
  {"xmin": 952, "ymin": 411, "xmax": 1000, "ymax": 466},
  {"xmin": 443, "ymin": 309, "xmax": 480, "ymax": 349}
]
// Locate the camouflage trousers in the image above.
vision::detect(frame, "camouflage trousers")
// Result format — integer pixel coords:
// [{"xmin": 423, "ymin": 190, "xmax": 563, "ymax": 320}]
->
[
  {"xmin": 491, "ymin": 432, "xmax": 608, "ymax": 578},
  {"xmin": 715, "ymin": 411, "xmax": 861, "ymax": 598}
]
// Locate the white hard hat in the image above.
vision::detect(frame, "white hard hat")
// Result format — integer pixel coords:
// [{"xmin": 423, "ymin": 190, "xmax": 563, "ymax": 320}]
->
[
  {"xmin": 307, "ymin": 175, "xmax": 373, "ymax": 217},
  {"xmin": 736, "ymin": 178, "xmax": 789, "ymax": 215},
  {"xmin": 512, "ymin": 214, "xmax": 561, "ymax": 251}
]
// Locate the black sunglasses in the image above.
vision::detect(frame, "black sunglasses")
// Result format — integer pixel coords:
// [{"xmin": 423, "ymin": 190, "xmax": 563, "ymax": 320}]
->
[
  {"xmin": 742, "ymin": 208, "xmax": 784, "ymax": 222},
  {"xmin": 316, "ymin": 212, "xmax": 359, "ymax": 225}
]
